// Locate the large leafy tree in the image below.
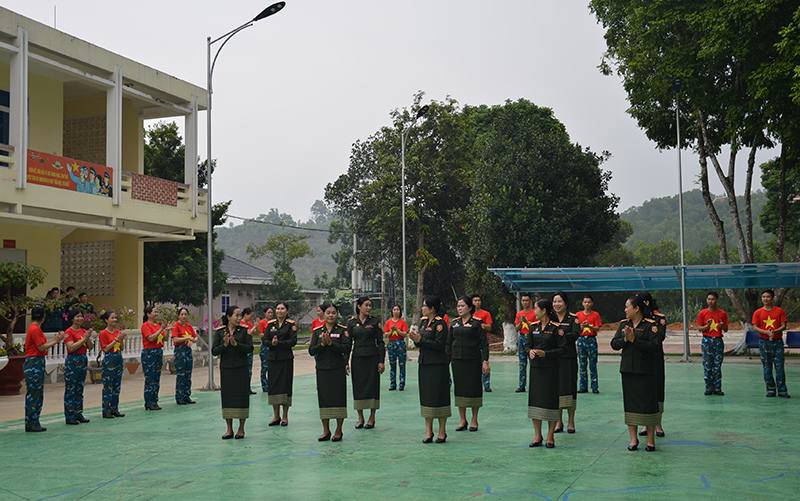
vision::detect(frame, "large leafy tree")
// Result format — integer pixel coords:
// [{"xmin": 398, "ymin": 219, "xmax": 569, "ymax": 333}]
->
[
  {"xmin": 142, "ymin": 121, "xmax": 229, "ymax": 306},
  {"xmin": 247, "ymin": 233, "xmax": 314, "ymax": 319},
  {"xmin": 590, "ymin": 0, "xmax": 800, "ymax": 318},
  {"xmin": 325, "ymin": 93, "xmax": 476, "ymax": 323},
  {"xmin": 466, "ymin": 99, "xmax": 621, "ymax": 321}
]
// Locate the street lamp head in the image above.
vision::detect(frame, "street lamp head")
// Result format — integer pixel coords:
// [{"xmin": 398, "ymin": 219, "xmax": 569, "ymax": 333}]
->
[
  {"xmin": 672, "ymin": 77, "xmax": 683, "ymax": 94},
  {"xmin": 253, "ymin": 2, "xmax": 286, "ymax": 22},
  {"xmin": 416, "ymin": 105, "xmax": 429, "ymax": 119}
]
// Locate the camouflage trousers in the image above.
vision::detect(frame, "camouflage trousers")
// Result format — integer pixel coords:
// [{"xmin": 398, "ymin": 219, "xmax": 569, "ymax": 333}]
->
[
  {"xmin": 174, "ymin": 344, "xmax": 193, "ymax": 402},
  {"xmin": 701, "ymin": 336, "xmax": 724, "ymax": 392},
  {"xmin": 24, "ymin": 357, "xmax": 46, "ymax": 429},
  {"xmin": 260, "ymin": 345, "xmax": 269, "ymax": 392},
  {"xmin": 387, "ymin": 339, "xmax": 407, "ymax": 388},
  {"xmin": 577, "ymin": 336, "xmax": 599, "ymax": 392},
  {"xmin": 64, "ymin": 353, "xmax": 88, "ymax": 420},
  {"xmin": 518, "ymin": 334, "xmax": 528, "ymax": 389},
  {"xmin": 102, "ymin": 352, "xmax": 123, "ymax": 414},
  {"xmin": 759, "ymin": 338, "xmax": 788, "ymax": 395},
  {"xmin": 141, "ymin": 348, "xmax": 163, "ymax": 406}
]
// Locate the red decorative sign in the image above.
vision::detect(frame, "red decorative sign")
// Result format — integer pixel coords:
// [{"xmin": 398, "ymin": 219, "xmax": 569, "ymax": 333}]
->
[{"xmin": 27, "ymin": 150, "xmax": 113, "ymax": 197}]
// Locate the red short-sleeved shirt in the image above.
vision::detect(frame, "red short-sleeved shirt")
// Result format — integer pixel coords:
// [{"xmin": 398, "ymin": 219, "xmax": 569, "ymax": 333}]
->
[
  {"xmin": 752, "ymin": 307, "xmax": 788, "ymax": 340},
  {"xmin": 443, "ymin": 314, "xmax": 450, "ymax": 327},
  {"xmin": 25, "ymin": 323, "xmax": 48, "ymax": 357},
  {"xmin": 474, "ymin": 310, "xmax": 492, "ymax": 331},
  {"xmin": 65, "ymin": 327, "xmax": 89, "ymax": 355},
  {"xmin": 384, "ymin": 318, "xmax": 409, "ymax": 341},
  {"xmin": 515, "ymin": 309, "xmax": 537, "ymax": 334},
  {"xmin": 172, "ymin": 322, "xmax": 197, "ymax": 340},
  {"xmin": 576, "ymin": 311, "xmax": 602, "ymax": 337},
  {"xmin": 696, "ymin": 308, "xmax": 729, "ymax": 338},
  {"xmin": 258, "ymin": 319, "xmax": 270, "ymax": 335},
  {"xmin": 100, "ymin": 329, "xmax": 123, "ymax": 352},
  {"xmin": 241, "ymin": 320, "xmax": 254, "ymax": 336},
  {"xmin": 141, "ymin": 322, "xmax": 164, "ymax": 349},
  {"xmin": 311, "ymin": 318, "xmax": 325, "ymax": 332}
]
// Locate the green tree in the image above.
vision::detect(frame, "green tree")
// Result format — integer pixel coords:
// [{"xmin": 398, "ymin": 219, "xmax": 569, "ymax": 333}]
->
[
  {"xmin": 247, "ymin": 233, "xmax": 314, "ymax": 318},
  {"xmin": 590, "ymin": 0, "xmax": 800, "ymax": 318},
  {"xmin": 142, "ymin": 121, "xmax": 229, "ymax": 306},
  {"xmin": 0, "ymin": 262, "xmax": 48, "ymax": 355}
]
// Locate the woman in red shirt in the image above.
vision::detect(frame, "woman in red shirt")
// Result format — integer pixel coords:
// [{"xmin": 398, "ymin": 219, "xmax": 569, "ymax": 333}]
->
[
  {"xmin": 63, "ymin": 309, "xmax": 94, "ymax": 425},
  {"xmin": 312, "ymin": 306, "xmax": 325, "ymax": 332},
  {"xmin": 384, "ymin": 305, "xmax": 409, "ymax": 391},
  {"xmin": 99, "ymin": 311, "xmax": 127, "ymax": 418},
  {"xmin": 241, "ymin": 307, "xmax": 257, "ymax": 395},
  {"xmin": 172, "ymin": 307, "xmax": 198, "ymax": 405},
  {"xmin": 141, "ymin": 305, "xmax": 174, "ymax": 410},
  {"xmin": 24, "ymin": 306, "xmax": 65, "ymax": 432}
]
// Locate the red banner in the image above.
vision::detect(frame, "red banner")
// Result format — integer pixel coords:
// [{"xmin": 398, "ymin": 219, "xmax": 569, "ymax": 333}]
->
[{"xmin": 27, "ymin": 150, "xmax": 113, "ymax": 197}]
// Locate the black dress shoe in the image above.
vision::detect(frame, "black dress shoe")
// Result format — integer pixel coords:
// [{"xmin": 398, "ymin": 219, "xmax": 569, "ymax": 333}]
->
[
  {"xmin": 435, "ymin": 434, "xmax": 447, "ymax": 444},
  {"xmin": 713, "ymin": 391, "xmax": 724, "ymax": 396},
  {"xmin": 567, "ymin": 428, "xmax": 575, "ymax": 434},
  {"xmin": 455, "ymin": 425, "xmax": 467, "ymax": 431},
  {"xmin": 529, "ymin": 440, "xmax": 543, "ymax": 447},
  {"xmin": 113, "ymin": 411, "xmax": 125, "ymax": 417},
  {"xmin": 656, "ymin": 431, "xmax": 665, "ymax": 438},
  {"xmin": 234, "ymin": 433, "xmax": 245, "ymax": 439},
  {"xmin": 592, "ymin": 389, "xmax": 600, "ymax": 394},
  {"xmin": 268, "ymin": 419, "xmax": 281, "ymax": 426},
  {"xmin": 146, "ymin": 404, "xmax": 162, "ymax": 411},
  {"xmin": 469, "ymin": 426, "xmax": 478, "ymax": 432},
  {"xmin": 66, "ymin": 419, "xmax": 80, "ymax": 425},
  {"xmin": 184, "ymin": 399, "xmax": 196, "ymax": 404},
  {"xmin": 176, "ymin": 400, "xmax": 188, "ymax": 405},
  {"xmin": 249, "ymin": 390, "xmax": 257, "ymax": 395},
  {"xmin": 221, "ymin": 433, "xmax": 234, "ymax": 440},
  {"xmin": 281, "ymin": 421, "xmax": 288, "ymax": 426},
  {"xmin": 422, "ymin": 437, "xmax": 433, "ymax": 444},
  {"xmin": 766, "ymin": 391, "xmax": 777, "ymax": 397},
  {"xmin": 645, "ymin": 445, "xmax": 656, "ymax": 452},
  {"xmin": 103, "ymin": 412, "xmax": 115, "ymax": 419},
  {"xmin": 704, "ymin": 389, "xmax": 713, "ymax": 395},
  {"xmin": 628, "ymin": 443, "xmax": 638, "ymax": 451},
  {"xmin": 553, "ymin": 427, "xmax": 563, "ymax": 433},
  {"xmin": 399, "ymin": 386, "xmax": 404, "ymax": 391},
  {"xmin": 638, "ymin": 429, "xmax": 647, "ymax": 436},
  {"xmin": 355, "ymin": 422, "xmax": 365, "ymax": 429},
  {"xmin": 318, "ymin": 433, "xmax": 331, "ymax": 442},
  {"xmin": 26, "ymin": 425, "xmax": 47, "ymax": 432},
  {"xmin": 389, "ymin": 386, "xmax": 396, "ymax": 391},
  {"xmin": 364, "ymin": 423, "xmax": 375, "ymax": 429},
  {"xmin": 515, "ymin": 387, "xmax": 526, "ymax": 393},
  {"xmin": 484, "ymin": 387, "xmax": 492, "ymax": 393},
  {"xmin": 545, "ymin": 442, "xmax": 555, "ymax": 448},
  {"xmin": 332, "ymin": 435, "xmax": 343, "ymax": 442},
  {"xmin": 77, "ymin": 416, "xmax": 90, "ymax": 423},
  {"xmin": 779, "ymin": 393, "xmax": 791, "ymax": 398}
]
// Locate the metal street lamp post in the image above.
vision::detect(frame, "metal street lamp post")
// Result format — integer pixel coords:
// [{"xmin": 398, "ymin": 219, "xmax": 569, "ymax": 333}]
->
[
  {"xmin": 204, "ymin": 2, "xmax": 286, "ymax": 390},
  {"xmin": 400, "ymin": 105, "xmax": 428, "ymax": 324},
  {"xmin": 673, "ymin": 77, "xmax": 691, "ymax": 362}
]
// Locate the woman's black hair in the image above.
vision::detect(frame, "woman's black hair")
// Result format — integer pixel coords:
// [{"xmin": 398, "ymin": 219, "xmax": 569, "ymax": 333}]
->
[
  {"xmin": 263, "ymin": 305, "xmax": 273, "ymax": 314},
  {"xmin": 142, "ymin": 305, "xmax": 155, "ymax": 323},
  {"xmin": 67, "ymin": 308, "xmax": 82, "ymax": 324},
  {"xmin": 224, "ymin": 305, "xmax": 240, "ymax": 324},
  {"xmin": 551, "ymin": 291, "xmax": 570, "ymax": 309},
  {"xmin": 356, "ymin": 296, "xmax": 371, "ymax": 316},
  {"xmin": 391, "ymin": 304, "xmax": 402, "ymax": 316},
  {"xmin": 242, "ymin": 307, "xmax": 253, "ymax": 316},
  {"xmin": 31, "ymin": 305, "xmax": 45, "ymax": 321},
  {"xmin": 628, "ymin": 295, "xmax": 652, "ymax": 319},
  {"xmin": 423, "ymin": 295, "xmax": 441, "ymax": 314},
  {"xmin": 534, "ymin": 298, "xmax": 559, "ymax": 323},
  {"xmin": 100, "ymin": 310, "xmax": 115, "ymax": 323},
  {"xmin": 457, "ymin": 296, "xmax": 476, "ymax": 315},
  {"xmin": 321, "ymin": 302, "xmax": 338, "ymax": 312},
  {"xmin": 636, "ymin": 291, "xmax": 660, "ymax": 312},
  {"xmin": 177, "ymin": 307, "xmax": 190, "ymax": 316},
  {"xmin": 275, "ymin": 301, "xmax": 290, "ymax": 313}
]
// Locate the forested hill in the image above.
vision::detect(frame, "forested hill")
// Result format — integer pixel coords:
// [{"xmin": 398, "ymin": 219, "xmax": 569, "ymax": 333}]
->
[{"xmin": 621, "ymin": 189, "xmax": 769, "ymax": 252}]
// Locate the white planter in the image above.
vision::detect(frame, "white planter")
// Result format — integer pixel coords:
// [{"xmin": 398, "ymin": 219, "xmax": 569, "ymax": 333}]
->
[{"xmin": 0, "ymin": 355, "xmax": 8, "ymax": 372}]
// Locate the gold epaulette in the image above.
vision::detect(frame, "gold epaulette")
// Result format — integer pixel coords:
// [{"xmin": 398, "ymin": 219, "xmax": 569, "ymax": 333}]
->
[
  {"xmin": 337, "ymin": 324, "xmax": 347, "ymax": 329},
  {"xmin": 286, "ymin": 319, "xmax": 295, "ymax": 323},
  {"xmin": 267, "ymin": 319, "xmax": 277, "ymax": 324},
  {"xmin": 420, "ymin": 316, "xmax": 428, "ymax": 320},
  {"xmin": 434, "ymin": 316, "xmax": 442, "ymax": 320},
  {"xmin": 645, "ymin": 318, "xmax": 656, "ymax": 323}
]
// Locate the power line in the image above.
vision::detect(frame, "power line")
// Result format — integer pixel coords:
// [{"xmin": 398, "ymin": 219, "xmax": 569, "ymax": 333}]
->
[{"xmin": 226, "ymin": 214, "xmax": 334, "ymax": 233}]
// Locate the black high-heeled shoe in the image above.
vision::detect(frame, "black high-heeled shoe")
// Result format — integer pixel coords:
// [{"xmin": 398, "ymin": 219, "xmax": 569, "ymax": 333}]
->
[
  {"xmin": 318, "ymin": 433, "xmax": 331, "ymax": 442},
  {"xmin": 638, "ymin": 429, "xmax": 647, "ymax": 436},
  {"xmin": 529, "ymin": 440, "xmax": 543, "ymax": 447},
  {"xmin": 455, "ymin": 425, "xmax": 467, "ymax": 431},
  {"xmin": 628, "ymin": 441, "xmax": 639, "ymax": 451},
  {"xmin": 422, "ymin": 437, "xmax": 433, "ymax": 444},
  {"xmin": 355, "ymin": 422, "xmax": 365, "ymax": 429},
  {"xmin": 435, "ymin": 434, "xmax": 447, "ymax": 444},
  {"xmin": 645, "ymin": 445, "xmax": 656, "ymax": 452},
  {"xmin": 545, "ymin": 442, "xmax": 555, "ymax": 448},
  {"xmin": 656, "ymin": 431, "xmax": 665, "ymax": 438},
  {"xmin": 332, "ymin": 435, "xmax": 343, "ymax": 442},
  {"xmin": 268, "ymin": 419, "xmax": 281, "ymax": 426}
]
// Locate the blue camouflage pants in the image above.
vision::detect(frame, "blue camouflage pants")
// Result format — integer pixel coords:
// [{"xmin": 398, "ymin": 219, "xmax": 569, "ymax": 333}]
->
[
  {"xmin": 260, "ymin": 345, "xmax": 269, "ymax": 392},
  {"xmin": 24, "ymin": 357, "xmax": 46, "ymax": 429},
  {"xmin": 701, "ymin": 336, "xmax": 724, "ymax": 391},
  {"xmin": 102, "ymin": 352, "xmax": 123, "ymax": 414},
  {"xmin": 387, "ymin": 339, "xmax": 407, "ymax": 388},
  {"xmin": 64, "ymin": 353, "xmax": 88, "ymax": 420},
  {"xmin": 518, "ymin": 334, "xmax": 528, "ymax": 388},
  {"xmin": 142, "ymin": 348, "xmax": 163, "ymax": 406},
  {"xmin": 759, "ymin": 338, "xmax": 788, "ymax": 395},
  {"xmin": 482, "ymin": 347, "xmax": 491, "ymax": 389},
  {"xmin": 577, "ymin": 336, "xmax": 599, "ymax": 392},
  {"xmin": 174, "ymin": 344, "xmax": 193, "ymax": 402}
]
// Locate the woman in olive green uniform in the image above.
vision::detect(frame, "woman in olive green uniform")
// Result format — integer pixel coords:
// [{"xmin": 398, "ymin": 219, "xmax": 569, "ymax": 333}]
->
[
  {"xmin": 309, "ymin": 303, "xmax": 352, "ymax": 442},
  {"xmin": 347, "ymin": 297, "xmax": 385, "ymax": 429},
  {"xmin": 526, "ymin": 298, "xmax": 568, "ymax": 448},
  {"xmin": 266, "ymin": 302, "xmax": 298, "ymax": 426},
  {"xmin": 552, "ymin": 291, "xmax": 581, "ymax": 434},
  {"xmin": 637, "ymin": 291, "xmax": 666, "ymax": 438},
  {"xmin": 611, "ymin": 295, "xmax": 662, "ymax": 451},
  {"xmin": 212, "ymin": 306, "xmax": 254, "ymax": 439},
  {"xmin": 450, "ymin": 296, "xmax": 489, "ymax": 432},
  {"xmin": 408, "ymin": 295, "xmax": 451, "ymax": 443}
]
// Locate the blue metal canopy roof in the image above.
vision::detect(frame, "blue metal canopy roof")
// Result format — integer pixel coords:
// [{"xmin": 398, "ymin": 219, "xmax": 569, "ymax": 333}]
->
[{"xmin": 489, "ymin": 263, "xmax": 800, "ymax": 293}]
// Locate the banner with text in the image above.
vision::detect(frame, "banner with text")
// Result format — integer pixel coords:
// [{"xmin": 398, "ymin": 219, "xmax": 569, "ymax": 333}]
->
[{"xmin": 27, "ymin": 150, "xmax": 113, "ymax": 197}]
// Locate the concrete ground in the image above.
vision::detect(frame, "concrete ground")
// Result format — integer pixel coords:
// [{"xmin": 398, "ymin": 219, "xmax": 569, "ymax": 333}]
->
[{"xmin": 1, "ymin": 348, "xmax": 799, "ymax": 500}]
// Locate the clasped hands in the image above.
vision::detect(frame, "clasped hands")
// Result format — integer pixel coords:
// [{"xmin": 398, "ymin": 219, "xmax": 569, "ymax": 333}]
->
[{"xmin": 528, "ymin": 349, "xmax": 545, "ymax": 359}]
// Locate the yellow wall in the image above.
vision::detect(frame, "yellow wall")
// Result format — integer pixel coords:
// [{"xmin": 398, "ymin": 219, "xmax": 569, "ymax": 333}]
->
[
  {"xmin": 29, "ymin": 73, "xmax": 63, "ymax": 155},
  {"xmin": 61, "ymin": 230, "xmax": 143, "ymax": 322},
  {"xmin": 0, "ymin": 63, "xmax": 8, "ymax": 93},
  {"xmin": 0, "ymin": 223, "xmax": 62, "ymax": 297}
]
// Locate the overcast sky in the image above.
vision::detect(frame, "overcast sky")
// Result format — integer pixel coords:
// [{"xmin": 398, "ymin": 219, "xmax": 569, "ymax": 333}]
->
[{"xmin": 9, "ymin": 0, "xmax": 775, "ymax": 223}]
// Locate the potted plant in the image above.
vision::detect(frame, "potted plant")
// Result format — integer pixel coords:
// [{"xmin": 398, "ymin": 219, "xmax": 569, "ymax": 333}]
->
[{"xmin": 0, "ymin": 262, "xmax": 48, "ymax": 395}]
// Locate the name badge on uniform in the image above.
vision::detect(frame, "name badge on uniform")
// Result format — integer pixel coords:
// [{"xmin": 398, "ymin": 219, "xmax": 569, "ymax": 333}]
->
[{"xmin": 532, "ymin": 330, "xmax": 541, "ymax": 335}]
